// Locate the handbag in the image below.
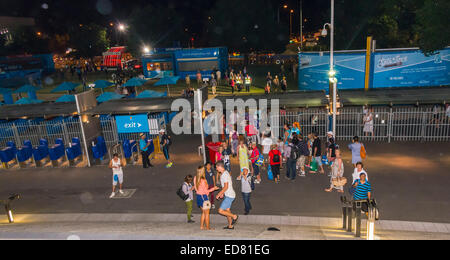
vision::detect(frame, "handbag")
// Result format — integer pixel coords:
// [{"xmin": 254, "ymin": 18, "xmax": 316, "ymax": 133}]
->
[
  {"xmin": 360, "ymin": 145, "xmax": 367, "ymax": 159},
  {"xmin": 255, "ymin": 153, "xmax": 264, "ymax": 167},
  {"xmin": 176, "ymin": 184, "xmax": 189, "ymax": 201},
  {"xmin": 332, "ymin": 177, "xmax": 347, "ymax": 187},
  {"xmin": 310, "ymin": 158, "xmax": 318, "ymax": 172},
  {"xmin": 202, "ymin": 195, "xmax": 211, "ymax": 210},
  {"xmin": 267, "ymin": 164, "xmax": 274, "ymax": 181}
]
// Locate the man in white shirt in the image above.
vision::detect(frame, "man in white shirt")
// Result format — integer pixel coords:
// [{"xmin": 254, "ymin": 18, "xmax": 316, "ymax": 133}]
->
[{"xmin": 216, "ymin": 161, "xmax": 239, "ymax": 230}]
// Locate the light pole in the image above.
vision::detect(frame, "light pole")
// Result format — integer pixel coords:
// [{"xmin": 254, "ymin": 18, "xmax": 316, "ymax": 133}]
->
[
  {"xmin": 300, "ymin": 0, "xmax": 303, "ymax": 49},
  {"xmin": 321, "ymin": 0, "xmax": 336, "ymax": 135},
  {"xmin": 289, "ymin": 10, "xmax": 294, "ymax": 38}
]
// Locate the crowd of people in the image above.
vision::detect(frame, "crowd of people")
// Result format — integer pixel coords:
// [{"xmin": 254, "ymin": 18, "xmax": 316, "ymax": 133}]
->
[{"xmin": 176, "ymin": 119, "xmax": 374, "ymax": 230}]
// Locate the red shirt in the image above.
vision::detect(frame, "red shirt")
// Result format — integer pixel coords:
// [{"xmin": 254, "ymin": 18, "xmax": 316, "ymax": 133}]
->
[
  {"xmin": 250, "ymin": 147, "xmax": 260, "ymax": 164},
  {"xmin": 269, "ymin": 149, "xmax": 281, "ymax": 165},
  {"xmin": 245, "ymin": 124, "xmax": 257, "ymax": 137}
]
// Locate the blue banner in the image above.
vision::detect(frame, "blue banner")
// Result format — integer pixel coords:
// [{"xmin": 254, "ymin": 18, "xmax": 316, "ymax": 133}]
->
[
  {"xmin": 115, "ymin": 114, "xmax": 149, "ymax": 133},
  {"xmin": 299, "ymin": 52, "xmax": 366, "ymax": 91},
  {"xmin": 373, "ymin": 48, "xmax": 450, "ymax": 88},
  {"xmin": 298, "ymin": 47, "xmax": 450, "ymax": 91}
]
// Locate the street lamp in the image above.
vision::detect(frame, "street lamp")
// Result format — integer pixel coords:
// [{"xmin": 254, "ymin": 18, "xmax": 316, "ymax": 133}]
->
[
  {"xmin": 290, "ymin": 10, "xmax": 294, "ymax": 38},
  {"xmin": 143, "ymin": 46, "xmax": 150, "ymax": 54},
  {"xmin": 322, "ymin": 0, "xmax": 336, "ymax": 135},
  {"xmin": 118, "ymin": 24, "xmax": 125, "ymax": 31}
]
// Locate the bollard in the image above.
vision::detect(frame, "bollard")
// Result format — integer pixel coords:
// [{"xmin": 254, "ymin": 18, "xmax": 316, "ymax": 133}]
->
[
  {"xmin": 340, "ymin": 196, "xmax": 348, "ymax": 229},
  {"xmin": 355, "ymin": 201, "xmax": 362, "ymax": 237},
  {"xmin": 347, "ymin": 204, "xmax": 353, "ymax": 232},
  {"xmin": 366, "ymin": 200, "xmax": 376, "ymax": 240}
]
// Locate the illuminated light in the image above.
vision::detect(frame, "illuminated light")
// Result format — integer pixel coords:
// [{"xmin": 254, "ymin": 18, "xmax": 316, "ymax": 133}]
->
[
  {"xmin": 37, "ymin": 32, "xmax": 42, "ymax": 36},
  {"xmin": 110, "ymin": 22, "xmax": 114, "ymax": 27},
  {"xmin": 118, "ymin": 24, "xmax": 125, "ymax": 31},
  {"xmin": 7, "ymin": 210, "xmax": 14, "ymax": 223},
  {"xmin": 328, "ymin": 70, "xmax": 336, "ymax": 77},
  {"xmin": 290, "ymin": 9, "xmax": 294, "ymax": 13},
  {"xmin": 283, "ymin": 4, "xmax": 288, "ymax": 8}
]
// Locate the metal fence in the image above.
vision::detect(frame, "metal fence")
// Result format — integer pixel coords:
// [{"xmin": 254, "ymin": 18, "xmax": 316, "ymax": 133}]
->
[
  {"xmin": 0, "ymin": 116, "xmax": 83, "ymax": 148},
  {"xmin": 99, "ymin": 113, "xmax": 167, "ymax": 149},
  {"xmin": 272, "ymin": 106, "xmax": 450, "ymax": 142}
]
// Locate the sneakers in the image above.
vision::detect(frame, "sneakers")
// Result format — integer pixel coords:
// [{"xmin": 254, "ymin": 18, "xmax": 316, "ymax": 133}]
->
[
  {"xmin": 165, "ymin": 162, "xmax": 173, "ymax": 168},
  {"xmin": 211, "ymin": 204, "xmax": 216, "ymax": 209},
  {"xmin": 119, "ymin": 190, "xmax": 125, "ymax": 195},
  {"xmin": 255, "ymin": 180, "xmax": 261, "ymax": 184},
  {"xmin": 188, "ymin": 220, "xmax": 195, "ymax": 223},
  {"xmin": 109, "ymin": 192, "xmax": 115, "ymax": 198}
]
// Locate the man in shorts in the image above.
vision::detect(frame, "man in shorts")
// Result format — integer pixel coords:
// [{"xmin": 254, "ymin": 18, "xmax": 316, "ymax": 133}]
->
[
  {"xmin": 216, "ymin": 161, "xmax": 239, "ymax": 230},
  {"xmin": 109, "ymin": 153, "xmax": 126, "ymax": 198}
]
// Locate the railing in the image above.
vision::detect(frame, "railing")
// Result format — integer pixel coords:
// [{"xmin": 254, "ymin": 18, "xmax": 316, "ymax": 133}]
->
[
  {"xmin": 273, "ymin": 106, "xmax": 450, "ymax": 142},
  {"xmin": 341, "ymin": 196, "xmax": 379, "ymax": 239}
]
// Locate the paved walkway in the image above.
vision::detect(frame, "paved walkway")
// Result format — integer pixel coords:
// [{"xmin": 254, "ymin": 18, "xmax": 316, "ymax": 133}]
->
[
  {"xmin": 0, "ymin": 136, "xmax": 449, "ymax": 224},
  {"xmin": 0, "ymin": 213, "xmax": 449, "ymax": 240}
]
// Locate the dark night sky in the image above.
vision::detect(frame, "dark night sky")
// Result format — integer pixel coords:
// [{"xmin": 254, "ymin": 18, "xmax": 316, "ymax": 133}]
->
[{"xmin": 0, "ymin": 0, "xmax": 329, "ymax": 36}]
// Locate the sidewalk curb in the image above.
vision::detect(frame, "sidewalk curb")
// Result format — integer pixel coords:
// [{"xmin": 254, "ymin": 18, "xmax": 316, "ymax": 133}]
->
[{"xmin": 4, "ymin": 213, "xmax": 450, "ymax": 234}]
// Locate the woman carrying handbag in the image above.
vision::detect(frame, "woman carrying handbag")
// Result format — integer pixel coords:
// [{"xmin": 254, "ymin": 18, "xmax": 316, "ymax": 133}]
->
[{"xmin": 325, "ymin": 149, "xmax": 346, "ymax": 193}]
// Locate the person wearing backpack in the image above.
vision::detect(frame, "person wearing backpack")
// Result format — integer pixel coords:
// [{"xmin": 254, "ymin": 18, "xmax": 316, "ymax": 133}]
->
[
  {"xmin": 240, "ymin": 167, "xmax": 253, "ymax": 215},
  {"xmin": 181, "ymin": 175, "xmax": 195, "ymax": 223},
  {"xmin": 269, "ymin": 144, "xmax": 282, "ymax": 183},
  {"xmin": 249, "ymin": 142, "xmax": 262, "ymax": 184},
  {"xmin": 160, "ymin": 129, "xmax": 173, "ymax": 168},
  {"xmin": 296, "ymin": 135, "xmax": 310, "ymax": 177},
  {"xmin": 284, "ymin": 139, "xmax": 298, "ymax": 181}
]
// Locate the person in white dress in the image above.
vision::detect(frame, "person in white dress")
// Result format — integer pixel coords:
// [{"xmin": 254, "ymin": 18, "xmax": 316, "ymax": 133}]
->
[
  {"xmin": 109, "ymin": 153, "xmax": 126, "ymax": 198},
  {"xmin": 363, "ymin": 108, "xmax": 374, "ymax": 138}
]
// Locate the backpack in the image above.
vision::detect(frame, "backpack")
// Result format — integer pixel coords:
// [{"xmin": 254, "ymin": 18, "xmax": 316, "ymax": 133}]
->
[
  {"xmin": 289, "ymin": 144, "xmax": 299, "ymax": 160},
  {"xmin": 272, "ymin": 151, "xmax": 281, "ymax": 163},
  {"xmin": 232, "ymin": 131, "xmax": 238, "ymax": 140},
  {"xmin": 176, "ymin": 184, "xmax": 189, "ymax": 201}
]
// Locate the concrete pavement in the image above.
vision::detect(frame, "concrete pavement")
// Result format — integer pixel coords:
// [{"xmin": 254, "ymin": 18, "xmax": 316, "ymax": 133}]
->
[{"xmin": 0, "ymin": 135, "xmax": 449, "ymax": 224}]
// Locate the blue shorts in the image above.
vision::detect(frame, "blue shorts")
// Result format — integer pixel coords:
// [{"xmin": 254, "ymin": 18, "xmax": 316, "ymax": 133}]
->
[{"xmin": 220, "ymin": 196, "xmax": 235, "ymax": 210}]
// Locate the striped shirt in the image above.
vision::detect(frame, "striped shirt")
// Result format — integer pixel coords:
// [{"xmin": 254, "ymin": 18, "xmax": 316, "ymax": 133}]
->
[{"xmin": 353, "ymin": 180, "xmax": 372, "ymax": 201}]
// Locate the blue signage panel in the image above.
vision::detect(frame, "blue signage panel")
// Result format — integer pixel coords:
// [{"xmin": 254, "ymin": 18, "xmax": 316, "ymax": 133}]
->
[
  {"xmin": 373, "ymin": 48, "xmax": 450, "ymax": 88},
  {"xmin": 116, "ymin": 114, "xmax": 149, "ymax": 133},
  {"xmin": 299, "ymin": 52, "xmax": 366, "ymax": 91}
]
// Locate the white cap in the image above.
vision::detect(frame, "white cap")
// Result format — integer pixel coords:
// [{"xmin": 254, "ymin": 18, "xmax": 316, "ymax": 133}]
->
[
  {"xmin": 159, "ymin": 129, "xmax": 166, "ymax": 133},
  {"xmin": 327, "ymin": 131, "xmax": 334, "ymax": 136}
]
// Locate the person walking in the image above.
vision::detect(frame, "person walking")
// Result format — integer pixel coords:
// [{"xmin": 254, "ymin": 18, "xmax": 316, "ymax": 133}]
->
[
  {"xmin": 222, "ymin": 142, "xmax": 232, "ymax": 172},
  {"xmin": 238, "ymin": 139, "xmax": 249, "ymax": 174},
  {"xmin": 284, "ymin": 140, "xmax": 297, "ymax": 181},
  {"xmin": 205, "ymin": 162, "xmax": 217, "ymax": 210},
  {"xmin": 281, "ymin": 76, "xmax": 287, "ymax": 93},
  {"xmin": 363, "ymin": 108, "xmax": 374, "ymax": 138},
  {"xmin": 139, "ymin": 134, "xmax": 153, "ymax": 168},
  {"xmin": 216, "ymin": 70, "xmax": 221, "ymax": 84},
  {"xmin": 348, "ymin": 136, "xmax": 365, "ymax": 167},
  {"xmin": 194, "ymin": 166, "xmax": 218, "ymax": 230},
  {"xmin": 269, "ymin": 144, "xmax": 282, "ymax": 183},
  {"xmin": 325, "ymin": 149, "xmax": 344, "ymax": 193},
  {"xmin": 261, "ymin": 134, "xmax": 273, "ymax": 168},
  {"xmin": 249, "ymin": 142, "xmax": 262, "ymax": 184},
  {"xmin": 109, "ymin": 153, "xmax": 126, "ymax": 198},
  {"xmin": 244, "ymin": 74, "xmax": 252, "ymax": 92},
  {"xmin": 352, "ymin": 162, "xmax": 368, "ymax": 184},
  {"xmin": 273, "ymin": 75, "xmax": 280, "ymax": 93},
  {"xmin": 211, "ymin": 77, "xmax": 217, "ymax": 95},
  {"xmin": 196, "ymin": 70, "xmax": 202, "ymax": 85},
  {"xmin": 352, "ymin": 172, "xmax": 372, "ymax": 213},
  {"xmin": 160, "ymin": 129, "xmax": 173, "ymax": 168},
  {"xmin": 216, "ymin": 161, "xmax": 239, "ymax": 230},
  {"xmin": 185, "ymin": 74, "xmax": 191, "ymax": 87},
  {"xmin": 240, "ymin": 167, "xmax": 253, "ymax": 215},
  {"xmin": 296, "ymin": 135, "xmax": 310, "ymax": 177},
  {"xmin": 312, "ymin": 133, "xmax": 325, "ymax": 174},
  {"xmin": 229, "ymin": 126, "xmax": 239, "ymax": 157},
  {"xmin": 182, "ymin": 175, "xmax": 195, "ymax": 223},
  {"xmin": 215, "ymin": 146, "xmax": 224, "ymax": 163}
]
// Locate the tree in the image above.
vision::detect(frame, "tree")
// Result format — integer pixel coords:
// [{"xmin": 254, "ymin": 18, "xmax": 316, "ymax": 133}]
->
[
  {"xmin": 206, "ymin": 0, "xmax": 289, "ymax": 53},
  {"xmin": 69, "ymin": 23, "xmax": 110, "ymax": 59},
  {"xmin": 416, "ymin": 0, "xmax": 450, "ymax": 54},
  {"xmin": 0, "ymin": 26, "xmax": 50, "ymax": 56}
]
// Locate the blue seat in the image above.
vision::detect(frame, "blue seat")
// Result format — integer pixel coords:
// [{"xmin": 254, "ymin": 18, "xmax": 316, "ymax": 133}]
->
[
  {"xmin": 49, "ymin": 144, "xmax": 64, "ymax": 161},
  {"xmin": 0, "ymin": 147, "xmax": 15, "ymax": 163}
]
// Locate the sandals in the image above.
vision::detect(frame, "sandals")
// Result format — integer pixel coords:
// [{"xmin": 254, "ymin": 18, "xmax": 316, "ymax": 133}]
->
[{"xmin": 223, "ymin": 226, "xmax": 235, "ymax": 230}]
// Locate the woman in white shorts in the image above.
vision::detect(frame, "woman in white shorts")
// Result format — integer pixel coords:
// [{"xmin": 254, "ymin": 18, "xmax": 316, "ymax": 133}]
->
[{"xmin": 109, "ymin": 153, "xmax": 126, "ymax": 198}]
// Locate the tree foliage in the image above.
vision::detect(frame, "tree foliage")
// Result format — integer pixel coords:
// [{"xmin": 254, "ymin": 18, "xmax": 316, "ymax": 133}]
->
[
  {"xmin": 0, "ymin": 26, "xmax": 49, "ymax": 56},
  {"xmin": 69, "ymin": 23, "xmax": 110, "ymax": 59},
  {"xmin": 416, "ymin": 0, "xmax": 450, "ymax": 54}
]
